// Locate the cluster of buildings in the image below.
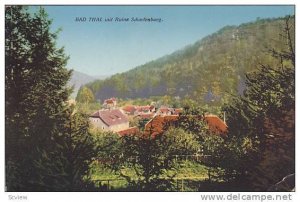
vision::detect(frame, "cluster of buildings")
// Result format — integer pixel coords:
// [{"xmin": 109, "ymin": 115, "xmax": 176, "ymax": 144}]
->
[
  {"xmin": 89, "ymin": 98, "xmax": 228, "ymax": 138},
  {"xmin": 122, "ymin": 104, "xmax": 182, "ymax": 118}
]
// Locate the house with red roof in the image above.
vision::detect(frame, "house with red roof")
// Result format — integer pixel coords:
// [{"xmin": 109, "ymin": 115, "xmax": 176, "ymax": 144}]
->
[
  {"xmin": 144, "ymin": 114, "xmax": 227, "ymax": 137},
  {"xmin": 122, "ymin": 105, "xmax": 156, "ymax": 116},
  {"xmin": 144, "ymin": 115, "xmax": 179, "ymax": 136},
  {"xmin": 118, "ymin": 126, "xmax": 139, "ymax": 136},
  {"xmin": 103, "ymin": 97, "xmax": 117, "ymax": 109},
  {"xmin": 204, "ymin": 114, "xmax": 228, "ymax": 137},
  {"xmin": 156, "ymin": 107, "xmax": 172, "ymax": 116},
  {"xmin": 89, "ymin": 109, "xmax": 129, "ymax": 132},
  {"xmin": 136, "ymin": 113, "xmax": 154, "ymax": 120},
  {"xmin": 122, "ymin": 105, "xmax": 136, "ymax": 115},
  {"xmin": 134, "ymin": 105, "xmax": 155, "ymax": 115}
]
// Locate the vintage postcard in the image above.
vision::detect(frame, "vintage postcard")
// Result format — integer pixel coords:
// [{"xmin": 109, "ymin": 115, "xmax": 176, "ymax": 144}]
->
[{"xmin": 4, "ymin": 4, "xmax": 295, "ymax": 196}]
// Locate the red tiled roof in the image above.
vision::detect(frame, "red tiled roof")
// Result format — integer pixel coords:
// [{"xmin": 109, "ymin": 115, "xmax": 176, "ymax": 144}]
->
[
  {"xmin": 136, "ymin": 113, "xmax": 154, "ymax": 119},
  {"xmin": 104, "ymin": 98, "xmax": 117, "ymax": 104},
  {"xmin": 90, "ymin": 109, "xmax": 128, "ymax": 127},
  {"xmin": 143, "ymin": 114, "xmax": 227, "ymax": 137},
  {"xmin": 204, "ymin": 114, "xmax": 228, "ymax": 136},
  {"xmin": 105, "ymin": 100, "xmax": 114, "ymax": 104},
  {"xmin": 136, "ymin": 105, "xmax": 151, "ymax": 112},
  {"xmin": 159, "ymin": 108, "xmax": 170, "ymax": 113},
  {"xmin": 123, "ymin": 105, "xmax": 136, "ymax": 113},
  {"xmin": 145, "ymin": 115, "xmax": 179, "ymax": 136},
  {"xmin": 118, "ymin": 127, "xmax": 139, "ymax": 136}
]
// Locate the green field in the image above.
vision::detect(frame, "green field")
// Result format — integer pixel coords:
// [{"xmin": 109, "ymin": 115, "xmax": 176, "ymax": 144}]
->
[{"xmin": 88, "ymin": 160, "xmax": 210, "ymax": 191}]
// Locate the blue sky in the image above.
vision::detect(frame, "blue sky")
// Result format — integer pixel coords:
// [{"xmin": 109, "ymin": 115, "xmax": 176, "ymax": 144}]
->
[{"xmin": 42, "ymin": 5, "xmax": 294, "ymax": 76}]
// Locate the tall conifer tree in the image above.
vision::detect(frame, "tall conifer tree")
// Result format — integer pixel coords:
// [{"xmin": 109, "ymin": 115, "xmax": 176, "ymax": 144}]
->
[{"xmin": 6, "ymin": 6, "xmax": 96, "ymax": 191}]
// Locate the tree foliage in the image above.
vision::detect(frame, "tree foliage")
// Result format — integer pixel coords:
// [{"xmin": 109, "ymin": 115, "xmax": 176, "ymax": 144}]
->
[
  {"xmin": 163, "ymin": 128, "xmax": 201, "ymax": 156},
  {"xmin": 120, "ymin": 128, "xmax": 200, "ymax": 191},
  {"xmin": 30, "ymin": 109, "xmax": 97, "ymax": 191},
  {"xmin": 90, "ymin": 130, "xmax": 124, "ymax": 171},
  {"xmin": 221, "ymin": 16, "xmax": 295, "ymax": 191},
  {"xmin": 76, "ymin": 86, "xmax": 95, "ymax": 103},
  {"xmin": 5, "ymin": 6, "xmax": 97, "ymax": 191},
  {"xmin": 175, "ymin": 104, "xmax": 209, "ymax": 136}
]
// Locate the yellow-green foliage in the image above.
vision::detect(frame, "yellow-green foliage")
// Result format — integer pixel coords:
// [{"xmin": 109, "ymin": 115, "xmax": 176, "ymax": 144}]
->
[{"xmin": 76, "ymin": 86, "xmax": 95, "ymax": 103}]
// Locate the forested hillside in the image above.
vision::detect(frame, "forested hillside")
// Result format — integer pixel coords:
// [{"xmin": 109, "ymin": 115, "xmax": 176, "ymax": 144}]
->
[{"xmin": 84, "ymin": 16, "xmax": 294, "ymax": 104}]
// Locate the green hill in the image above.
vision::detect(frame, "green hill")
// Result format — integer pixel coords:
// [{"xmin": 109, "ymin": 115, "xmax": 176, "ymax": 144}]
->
[{"xmin": 83, "ymin": 16, "xmax": 294, "ymax": 105}]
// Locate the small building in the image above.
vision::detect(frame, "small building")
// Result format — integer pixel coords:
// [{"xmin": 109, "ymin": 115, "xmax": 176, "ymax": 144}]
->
[
  {"xmin": 156, "ymin": 107, "xmax": 173, "ymax": 116},
  {"xmin": 149, "ymin": 105, "xmax": 156, "ymax": 112},
  {"xmin": 89, "ymin": 109, "xmax": 129, "ymax": 132},
  {"xmin": 103, "ymin": 97, "xmax": 117, "ymax": 109},
  {"xmin": 136, "ymin": 113, "xmax": 155, "ymax": 120},
  {"xmin": 135, "ymin": 105, "xmax": 155, "ymax": 115},
  {"xmin": 122, "ymin": 105, "xmax": 136, "ymax": 115}
]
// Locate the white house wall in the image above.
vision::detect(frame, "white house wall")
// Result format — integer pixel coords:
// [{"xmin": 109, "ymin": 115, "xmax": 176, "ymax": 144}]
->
[
  {"xmin": 109, "ymin": 122, "xmax": 129, "ymax": 132},
  {"xmin": 89, "ymin": 117, "xmax": 109, "ymax": 130},
  {"xmin": 89, "ymin": 117, "xmax": 129, "ymax": 132}
]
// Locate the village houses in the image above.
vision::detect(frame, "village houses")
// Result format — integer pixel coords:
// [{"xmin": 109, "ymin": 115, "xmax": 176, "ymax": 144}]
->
[
  {"xmin": 89, "ymin": 109, "xmax": 129, "ymax": 132},
  {"xmin": 90, "ymin": 97, "xmax": 226, "ymax": 137}
]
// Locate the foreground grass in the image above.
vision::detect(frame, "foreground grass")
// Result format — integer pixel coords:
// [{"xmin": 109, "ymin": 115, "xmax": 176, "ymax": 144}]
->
[{"xmin": 87, "ymin": 160, "xmax": 210, "ymax": 191}]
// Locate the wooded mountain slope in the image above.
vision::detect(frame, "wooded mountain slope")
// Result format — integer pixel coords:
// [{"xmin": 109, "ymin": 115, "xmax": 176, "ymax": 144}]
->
[{"xmin": 84, "ymin": 16, "xmax": 294, "ymax": 104}]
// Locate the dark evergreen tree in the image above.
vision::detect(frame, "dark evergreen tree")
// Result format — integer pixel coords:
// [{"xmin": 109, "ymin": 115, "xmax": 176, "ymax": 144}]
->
[
  {"xmin": 222, "ymin": 16, "xmax": 295, "ymax": 191},
  {"xmin": 31, "ymin": 108, "xmax": 97, "ymax": 191},
  {"xmin": 5, "ymin": 6, "xmax": 96, "ymax": 191}
]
